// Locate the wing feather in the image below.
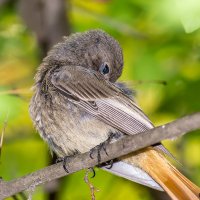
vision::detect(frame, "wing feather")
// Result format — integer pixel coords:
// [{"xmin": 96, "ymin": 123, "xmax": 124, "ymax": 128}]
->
[{"xmin": 51, "ymin": 66, "xmax": 154, "ymax": 135}]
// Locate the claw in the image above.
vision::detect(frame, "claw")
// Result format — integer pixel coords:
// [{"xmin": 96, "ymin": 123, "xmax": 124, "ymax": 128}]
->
[
  {"xmin": 62, "ymin": 155, "xmax": 74, "ymax": 173},
  {"xmin": 105, "ymin": 160, "xmax": 114, "ymax": 169},
  {"xmin": 89, "ymin": 149, "xmax": 94, "ymax": 159},
  {"xmin": 63, "ymin": 164, "xmax": 69, "ymax": 173},
  {"xmin": 56, "ymin": 157, "xmax": 64, "ymax": 163},
  {"xmin": 63, "ymin": 156, "xmax": 70, "ymax": 173},
  {"xmin": 102, "ymin": 145, "xmax": 108, "ymax": 156},
  {"xmin": 90, "ymin": 167, "xmax": 96, "ymax": 178}
]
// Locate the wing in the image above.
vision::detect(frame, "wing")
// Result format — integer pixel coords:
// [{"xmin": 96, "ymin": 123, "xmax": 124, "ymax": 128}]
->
[{"xmin": 51, "ymin": 65, "xmax": 154, "ymax": 135}]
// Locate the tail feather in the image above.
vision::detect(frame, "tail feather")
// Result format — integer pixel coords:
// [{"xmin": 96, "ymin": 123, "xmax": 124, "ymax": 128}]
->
[
  {"xmin": 171, "ymin": 165, "xmax": 200, "ymax": 197},
  {"xmin": 101, "ymin": 160, "xmax": 163, "ymax": 191},
  {"xmin": 123, "ymin": 147, "xmax": 200, "ymax": 200}
]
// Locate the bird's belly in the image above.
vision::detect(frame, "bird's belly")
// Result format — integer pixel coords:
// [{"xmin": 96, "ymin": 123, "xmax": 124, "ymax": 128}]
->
[{"xmin": 36, "ymin": 100, "xmax": 117, "ymax": 157}]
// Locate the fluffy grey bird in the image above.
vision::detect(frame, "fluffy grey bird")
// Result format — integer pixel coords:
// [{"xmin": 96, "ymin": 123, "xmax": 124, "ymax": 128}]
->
[{"xmin": 29, "ymin": 29, "xmax": 200, "ymax": 200}]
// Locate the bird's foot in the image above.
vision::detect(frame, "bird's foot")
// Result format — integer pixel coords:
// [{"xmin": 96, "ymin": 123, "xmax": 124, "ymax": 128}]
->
[
  {"xmin": 89, "ymin": 141, "xmax": 109, "ymax": 165},
  {"xmin": 55, "ymin": 157, "xmax": 64, "ymax": 163},
  {"xmin": 56, "ymin": 155, "xmax": 76, "ymax": 173},
  {"xmin": 104, "ymin": 159, "xmax": 114, "ymax": 169},
  {"xmin": 89, "ymin": 132, "xmax": 120, "ymax": 165}
]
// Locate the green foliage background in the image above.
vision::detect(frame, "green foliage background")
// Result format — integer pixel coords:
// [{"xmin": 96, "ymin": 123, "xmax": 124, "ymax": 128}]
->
[{"xmin": 0, "ymin": 0, "xmax": 200, "ymax": 199}]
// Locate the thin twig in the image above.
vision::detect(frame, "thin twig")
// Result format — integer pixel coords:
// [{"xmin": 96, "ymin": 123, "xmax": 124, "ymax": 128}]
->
[
  {"xmin": 0, "ymin": 88, "xmax": 31, "ymax": 96},
  {"xmin": 73, "ymin": 5, "xmax": 147, "ymax": 39},
  {"xmin": 84, "ymin": 169, "xmax": 99, "ymax": 200},
  {"xmin": 0, "ymin": 113, "xmax": 200, "ymax": 199}
]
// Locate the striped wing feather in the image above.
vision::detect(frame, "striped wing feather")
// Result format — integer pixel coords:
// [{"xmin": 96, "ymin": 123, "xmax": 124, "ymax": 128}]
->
[{"xmin": 51, "ymin": 65, "xmax": 153, "ymax": 135}]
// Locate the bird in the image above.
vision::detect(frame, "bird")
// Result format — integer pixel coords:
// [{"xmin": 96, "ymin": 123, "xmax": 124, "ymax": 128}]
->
[{"xmin": 29, "ymin": 29, "xmax": 200, "ymax": 200}]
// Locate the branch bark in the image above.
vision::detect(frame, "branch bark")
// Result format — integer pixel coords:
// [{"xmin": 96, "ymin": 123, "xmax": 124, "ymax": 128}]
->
[{"xmin": 0, "ymin": 112, "xmax": 200, "ymax": 199}]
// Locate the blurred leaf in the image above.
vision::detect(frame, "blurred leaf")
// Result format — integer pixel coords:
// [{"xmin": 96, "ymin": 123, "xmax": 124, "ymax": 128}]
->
[
  {"xmin": 176, "ymin": 0, "xmax": 200, "ymax": 33},
  {"xmin": 0, "ymin": 60, "xmax": 31, "ymax": 86}
]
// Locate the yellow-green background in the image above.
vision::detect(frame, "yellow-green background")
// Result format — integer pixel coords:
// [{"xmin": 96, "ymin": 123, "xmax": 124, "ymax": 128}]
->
[{"xmin": 0, "ymin": 0, "xmax": 200, "ymax": 199}]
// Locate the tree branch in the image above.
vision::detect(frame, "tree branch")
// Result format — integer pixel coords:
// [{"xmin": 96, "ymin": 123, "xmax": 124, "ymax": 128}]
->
[
  {"xmin": 0, "ymin": 112, "xmax": 200, "ymax": 199},
  {"xmin": 18, "ymin": 0, "xmax": 71, "ymax": 57}
]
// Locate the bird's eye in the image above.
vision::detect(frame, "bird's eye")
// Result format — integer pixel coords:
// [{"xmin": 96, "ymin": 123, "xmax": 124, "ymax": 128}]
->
[{"xmin": 100, "ymin": 63, "xmax": 110, "ymax": 75}]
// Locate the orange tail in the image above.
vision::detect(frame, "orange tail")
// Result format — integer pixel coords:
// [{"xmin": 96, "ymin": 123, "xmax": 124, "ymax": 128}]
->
[{"xmin": 122, "ymin": 147, "xmax": 200, "ymax": 200}]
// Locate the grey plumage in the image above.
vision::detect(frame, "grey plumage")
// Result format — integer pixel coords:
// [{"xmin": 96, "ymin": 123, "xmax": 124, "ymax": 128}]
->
[
  {"xmin": 29, "ymin": 29, "xmax": 161, "ymax": 190},
  {"xmin": 30, "ymin": 29, "xmax": 153, "ymax": 156}
]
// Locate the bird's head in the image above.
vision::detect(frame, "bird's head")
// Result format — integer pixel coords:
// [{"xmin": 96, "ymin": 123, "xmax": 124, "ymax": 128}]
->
[{"xmin": 36, "ymin": 29, "xmax": 123, "ymax": 83}]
